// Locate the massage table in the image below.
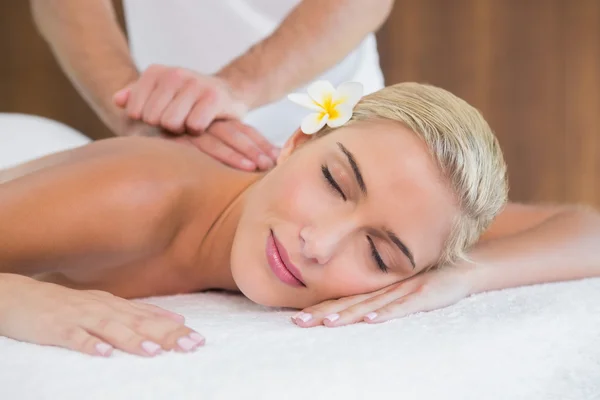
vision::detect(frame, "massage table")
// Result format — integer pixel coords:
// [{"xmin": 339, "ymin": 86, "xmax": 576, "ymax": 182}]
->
[{"xmin": 1, "ymin": 114, "xmax": 599, "ymax": 400}]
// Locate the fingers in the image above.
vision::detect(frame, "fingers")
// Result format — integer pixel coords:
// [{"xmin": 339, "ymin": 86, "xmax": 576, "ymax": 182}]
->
[
  {"xmin": 160, "ymin": 83, "xmax": 203, "ymax": 133},
  {"xmin": 206, "ymin": 121, "xmax": 274, "ymax": 170},
  {"xmin": 190, "ymin": 134, "xmax": 257, "ymax": 171},
  {"xmin": 361, "ymin": 294, "xmax": 425, "ymax": 324},
  {"xmin": 84, "ymin": 314, "xmax": 204, "ymax": 357},
  {"xmin": 131, "ymin": 301, "xmax": 186, "ymax": 324},
  {"xmin": 53, "ymin": 326, "xmax": 114, "ymax": 357},
  {"xmin": 186, "ymin": 89, "xmax": 220, "ymax": 133},
  {"xmin": 292, "ymin": 282, "xmax": 418, "ymax": 328},
  {"xmin": 232, "ymin": 121, "xmax": 281, "ymax": 161},
  {"xmin": 141, "ymin": 77, "xmax": 181, "ymax": 126},
  {"xmin": 126, "ymin": 64, "xmax": 165, "ymax": 120},
  {"xmin": 113, "ymin": 87, "xmax": 131, "ymax": 108}
]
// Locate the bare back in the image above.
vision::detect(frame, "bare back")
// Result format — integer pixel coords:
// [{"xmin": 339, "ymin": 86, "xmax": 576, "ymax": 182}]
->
[{"xmin": 0, "ymin": 137, "xmax": 258, "ymax": 298}]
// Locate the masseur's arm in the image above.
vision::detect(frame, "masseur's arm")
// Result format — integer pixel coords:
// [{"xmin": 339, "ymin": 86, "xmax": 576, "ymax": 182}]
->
[
  {"xmin": 118, "ymin": 0, "xmax": 395, "ymax": 132},
  {"xmin": 294, "ymin": 203, "xmax": 600, "ymax": 327},
  {"xmin": 217, "ymin": 0, "xmax": 395, "ymax": 109},
  {"xmin": 30, "ymin": 0, "xmax": 139, "ymax": 136}
]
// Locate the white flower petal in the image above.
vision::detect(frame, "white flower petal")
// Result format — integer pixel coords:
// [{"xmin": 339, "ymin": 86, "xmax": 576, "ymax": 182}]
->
[
  {"xmin": 326, "ymin": 104, "xmax": 353, "ymax": 128},
  {"xmin": 307, "ymin": 81, "xmax": 336, "ymax": 106},
  {"xmin": 287, "ymin": 93, "xmax": 323, "ymax": 111},
  {"xmin": 301, "ymin": 112, "xmax": 329, "ymax": 134},
  {"xmin": 334, "ymin": 81, "xmax": 364, "ymax": 108}
]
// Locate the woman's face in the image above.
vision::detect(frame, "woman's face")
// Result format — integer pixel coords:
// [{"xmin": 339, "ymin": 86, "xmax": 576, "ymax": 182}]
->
[{"xmin": 230, "ymin": 120, "xmax": 459, "ymax": 308}]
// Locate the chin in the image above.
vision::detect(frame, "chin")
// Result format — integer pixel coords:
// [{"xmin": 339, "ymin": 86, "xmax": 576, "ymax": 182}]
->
[{"xmin": 229, "ymin": 262, "xmax": 279, "ymax": 307}]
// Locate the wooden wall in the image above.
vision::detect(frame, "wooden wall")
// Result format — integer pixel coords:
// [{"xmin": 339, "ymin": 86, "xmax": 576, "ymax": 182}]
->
[{"xmin": 1, "ymin": 0, "xmax": 599, "ymax": 207}]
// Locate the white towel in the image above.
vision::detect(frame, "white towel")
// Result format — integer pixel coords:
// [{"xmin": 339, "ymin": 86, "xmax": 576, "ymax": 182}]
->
[
  {"xmin": 1, "ymin": 279, "xmax": 599, "ymax": 400},
  {"xmin": 1, "ymin": 116, "xmax": 599, "ymax": 399}
]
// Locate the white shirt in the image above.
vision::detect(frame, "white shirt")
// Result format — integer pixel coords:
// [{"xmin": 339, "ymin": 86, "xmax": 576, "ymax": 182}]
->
[{"xmin": 123, "ymin": 0, "xmax": 385, "ymax": 146}]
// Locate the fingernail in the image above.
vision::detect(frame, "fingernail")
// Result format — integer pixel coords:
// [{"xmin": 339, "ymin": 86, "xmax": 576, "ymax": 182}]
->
[
  {"xmin": 324, "ymin": 314, "xmax": 340, "ymax": 323},
  {"xmin": 364, "ymin": 312, "xmax": 378, "ymax": 321},
  {"xmin": 292, "ymin": 311, "xmax": 303, "ymax": 320},
  {"xmin": 240, "ymin": 159, "xmax": 256, "ymax": 170},
  {"xmin": 258, "ymin": 154, "xmax": 274, "ymax": 169},
  {"xmin": 296, "ymin": 312, "xmax": 312, "ymax": 323},
  {"xmin": 271, "ymin": 148, "xmax": 281, "ymax": 159},
  {"xmin": 141, "ymin": 340, "xmax": 162, "ymax": 356},
  {"xmin": 177, "ymin": 336, "xmax": 199, "ymax": 352},
  {"xmin": 188, "ymin": 332, "xmax": 205, "ymax": 346},
  {"xmin": 95, "ymin": 342, "xmax": 113, "ymax": 357}
]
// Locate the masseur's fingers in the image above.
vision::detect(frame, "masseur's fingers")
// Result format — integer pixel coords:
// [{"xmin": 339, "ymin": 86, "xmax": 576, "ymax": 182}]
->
[
  {"xmin": 126, "ymin": 64, "xmax": 165, "ymax": 120},
  {"xmin": 113, "ymin": 87, "xmax": 131, "ymax": 108},
  {"xmin": 141, "ymin": 72, "xmax": 183, "ymax": 126},
  {"xmin": 161, "ymin": 83, "xmax": 203, "ymax": 134},
  {"xmin": 186, "ymin": 89, "xmax": 221, "ymax": 133},
  {"xmin": 206, "ymin": 120, "xmax": 275, "ymax": 170},
  {"xmin": 189, "ymin": 133, "xmax": 257, "ymax": 171},
  {"xmin": 232, "ymin": 120, "xmax": 281, "ymax": 161}
]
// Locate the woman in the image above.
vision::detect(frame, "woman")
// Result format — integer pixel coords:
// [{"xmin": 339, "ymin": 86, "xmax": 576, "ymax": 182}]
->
[{"xmin": 0, "ymin": 82, "xmax": 598, "ymax": 358}]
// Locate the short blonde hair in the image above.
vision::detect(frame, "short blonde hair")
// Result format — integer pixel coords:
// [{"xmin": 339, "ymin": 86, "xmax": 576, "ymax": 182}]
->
[{"xmin": 318, "ymin": 82, "xmax": 508, "ymax": 267}]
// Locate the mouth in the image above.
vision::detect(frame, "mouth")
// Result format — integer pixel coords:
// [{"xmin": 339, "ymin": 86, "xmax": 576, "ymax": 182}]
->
[{"xmin": 266, "ymin": 229, "xmax": 306, "ymax": 288}]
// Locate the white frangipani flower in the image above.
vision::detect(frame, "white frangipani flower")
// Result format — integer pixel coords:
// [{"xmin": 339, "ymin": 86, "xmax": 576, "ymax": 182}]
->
[{"xmin": 288, "ymin": 80, "xmax": 364, "ymax": 134}]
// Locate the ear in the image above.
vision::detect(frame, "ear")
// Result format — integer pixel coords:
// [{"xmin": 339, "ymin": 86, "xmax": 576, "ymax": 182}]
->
[{"xmin": 277, "ymin": 128, "xmax": 313, "ymax": 164}]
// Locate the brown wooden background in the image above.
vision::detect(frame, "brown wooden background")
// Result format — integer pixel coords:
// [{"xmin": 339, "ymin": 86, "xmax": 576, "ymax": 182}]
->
[{"xmin": 1, "ymin": 0, "xmax": 599, "ymax": 207}]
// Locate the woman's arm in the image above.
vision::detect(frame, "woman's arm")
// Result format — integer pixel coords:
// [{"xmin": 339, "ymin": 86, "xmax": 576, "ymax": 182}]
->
[
  {"xmin": 0, "ymin": 138, "xmax": 209, "ymax": 356},
  {"xmin": 466, "ymin": 202, "xmax": 600, "ymax": 294},
  {"xmin": 294, "ymin": 202, "xmax": 600, "ymax": 326}
]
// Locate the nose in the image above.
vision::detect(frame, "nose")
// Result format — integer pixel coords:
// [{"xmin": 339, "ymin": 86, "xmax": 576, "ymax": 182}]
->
[{"xmin": 299, "ymin": 213, "xmax": 357, "ymax": 265}]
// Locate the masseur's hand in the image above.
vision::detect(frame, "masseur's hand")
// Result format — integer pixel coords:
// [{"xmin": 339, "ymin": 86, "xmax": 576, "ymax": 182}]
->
[
  {"xmin": 113, "ymin": 64, "xmax": 247, "ymax": 134},
  {"xmin": 292, "ymin": 264, "xmax": 475, "ymax": 327},
  {"xmin": 0, "ymin": 274, "xmax": 204, "ymax": 357},
  {"xmin": 128, "ymin": 120, "xmax": 278, "ymax": 171}
]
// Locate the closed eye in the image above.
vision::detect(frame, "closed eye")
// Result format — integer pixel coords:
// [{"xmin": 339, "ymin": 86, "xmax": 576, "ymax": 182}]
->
[
  {"xmin": 367, "ymin": 236, "xmax": 389, "ymax": 273},
  {"xmin": 321, "ymin": 165, "xmax": 346, "ymax": 201}
]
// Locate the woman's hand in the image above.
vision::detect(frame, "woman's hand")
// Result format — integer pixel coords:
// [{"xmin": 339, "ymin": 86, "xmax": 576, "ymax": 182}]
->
[
  {"xmin": 0, "ymin": 274, "xmax": 204, "ymax": 357},
  {"xmin": 292, "ymin": 264, "xmax": 476, "ymax": 327}
]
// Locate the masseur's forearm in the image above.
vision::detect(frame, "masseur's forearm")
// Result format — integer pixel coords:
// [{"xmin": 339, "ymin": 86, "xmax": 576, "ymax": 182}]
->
[
  {"xmin": 217, "ymin": 0, "xmax": 394, "ymax": 109},
  {"xmin": 30, "ymin": 0, "xmax": 138, "ymax": 136},
  {"xmin": 467, "ymin": 207, "xmax": 600, "ymax": 295}
]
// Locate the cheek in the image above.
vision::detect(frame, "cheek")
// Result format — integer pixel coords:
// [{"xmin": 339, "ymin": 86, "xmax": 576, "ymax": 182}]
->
[
  {"xmin": 269, "ymin": 165, "xmax": 334, "ymax": 221},
  {"xmin": 317, "ymin": 250, "xmax": 399, "ymax": 299}
]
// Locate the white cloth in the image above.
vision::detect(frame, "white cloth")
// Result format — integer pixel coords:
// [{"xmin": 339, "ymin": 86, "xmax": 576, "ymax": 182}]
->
[
  {"xmin": 0, "ymin": 114, "xmax": 90, "ymax": 169},
  {"xmin": 122, "ymin": 0, "xmax": 385, "ymax": 146},
  {"xmin": 1, "ymin": 279, "xmax": 599, "ymax": 400}
]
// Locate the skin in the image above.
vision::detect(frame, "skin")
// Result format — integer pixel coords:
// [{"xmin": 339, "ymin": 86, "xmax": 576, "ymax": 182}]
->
[
  {"xmin": 1, "ymin": 120, "xmax": 600, "ymax": 357},
  {"xmin": 30, "ymin": 0, "xmax": 394, "ymax": 170}
]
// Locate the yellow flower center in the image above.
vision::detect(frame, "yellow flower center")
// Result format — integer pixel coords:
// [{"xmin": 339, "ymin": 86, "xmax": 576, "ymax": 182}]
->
[{"xmin": 321, "ymin": 94, "xmax": 341, "ymax": 120}]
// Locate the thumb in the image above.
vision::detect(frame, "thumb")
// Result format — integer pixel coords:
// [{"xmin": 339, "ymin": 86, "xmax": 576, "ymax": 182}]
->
[{"xmin": 113, "ymin": 86, "xmax": 132, "ymax": 108}]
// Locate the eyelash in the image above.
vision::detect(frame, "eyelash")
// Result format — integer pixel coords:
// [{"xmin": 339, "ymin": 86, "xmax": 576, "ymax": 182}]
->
[
  {"xmin": 321, "ymin": 165, "xmax": 388, "ymax": 273},
  {"xmin": 321, "ymin": 164, "xmax": 347, "ymax": 201},
  {"xmin": 367, "ymin": 236, "xmax": 389, "ymax": 273}
]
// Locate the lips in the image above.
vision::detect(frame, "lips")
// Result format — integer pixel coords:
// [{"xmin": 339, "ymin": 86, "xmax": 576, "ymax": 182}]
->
[{"xmin": 266, "ymin": 230, "xmax": 306, "ymax": 288}]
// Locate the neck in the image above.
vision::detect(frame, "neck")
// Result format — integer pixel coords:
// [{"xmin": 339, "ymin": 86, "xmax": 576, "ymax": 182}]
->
[{"xmin": 196, "ymin": 178, "xmax": 257, "ymax": 292}]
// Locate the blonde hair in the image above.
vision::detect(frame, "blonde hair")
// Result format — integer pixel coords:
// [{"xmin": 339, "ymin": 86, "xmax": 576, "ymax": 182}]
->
[{"xmin": 318, "ymin": 82, "xmax": 508, "ymax": 267}]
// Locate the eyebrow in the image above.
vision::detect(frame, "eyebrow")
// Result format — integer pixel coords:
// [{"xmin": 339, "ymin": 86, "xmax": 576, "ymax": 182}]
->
[
  {"xmin": 336, "ymin": 142, "xmax": 416, "ymax": 270},
  {"xmin": 386, "ymin": 230, "xmax": 416, "ymax": 269},
  {"xmin": 337, "ymin": 142, "xmax": 367, "ymax": 195}
]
